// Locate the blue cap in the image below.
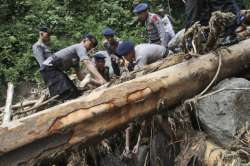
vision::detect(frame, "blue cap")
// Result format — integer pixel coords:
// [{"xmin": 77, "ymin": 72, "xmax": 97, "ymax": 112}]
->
[
  {"xmin": 94, "ymin": 53, "xmax": 106, "ymax": 60},
  {"xmin": 116, "ymin": 41, "xmax": 135, "ymax": 57},
  {"xmin": 102, "ymin": 27, "xmax": 115, "ymax": 36},
  {"xmin": 133, "ymin": 3, "xmax": 149, "ymax": 14}
]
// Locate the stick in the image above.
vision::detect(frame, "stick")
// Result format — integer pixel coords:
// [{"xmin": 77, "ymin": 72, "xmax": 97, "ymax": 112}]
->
[
  {"xmin": 2, "ymin": 82, "xmax": 14, "ymax": 124},
  {"xmin": 15, "ymin": 95, "xmax": 60, "ymax": 115},
  {"xmin": 199, "ymin": 50, "xmax": 222, "ymax": 96},
  {"xmin": 33, "ymin": 94, "xmax": 47, "ymax": 107},
  {"xmin": 0, "ymin": 100, "xmax": 37, "ymax": 111}
]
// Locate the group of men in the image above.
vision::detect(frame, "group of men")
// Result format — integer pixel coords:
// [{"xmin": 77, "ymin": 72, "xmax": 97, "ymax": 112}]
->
[{"xmin": 33, "ymin": 1, "xmax": 243, "ymax": 101}]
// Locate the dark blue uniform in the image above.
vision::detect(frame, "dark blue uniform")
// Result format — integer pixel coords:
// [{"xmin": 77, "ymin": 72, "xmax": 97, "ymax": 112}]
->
[{"xmin": 185, "ymin": 0, "xmax": 241, "ymax": 31}]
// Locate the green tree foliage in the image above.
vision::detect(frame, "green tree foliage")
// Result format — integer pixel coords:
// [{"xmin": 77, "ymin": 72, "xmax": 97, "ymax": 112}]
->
[{"xmin": 0, "ymin": 0, "xmax": 248, "ymax": 102}]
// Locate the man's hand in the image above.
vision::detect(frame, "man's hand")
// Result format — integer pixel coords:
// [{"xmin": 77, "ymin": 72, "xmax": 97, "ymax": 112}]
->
[
  {"xmin": 79, "ymin": 74, "xmax": 91, "ymax": 88},
  {"xmin": 83, "ymin": 60, "xmax": 107, "ymax": 85},
  {"xmin": 120, "ymin": 70, "xmax": 132, "ymax": 82}
]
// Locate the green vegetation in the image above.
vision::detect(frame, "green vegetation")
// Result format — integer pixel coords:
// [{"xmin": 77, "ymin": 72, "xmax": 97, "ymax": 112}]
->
[{"xmin": 0, "ymin": 0, "xmax": 249, "ymax": 102}]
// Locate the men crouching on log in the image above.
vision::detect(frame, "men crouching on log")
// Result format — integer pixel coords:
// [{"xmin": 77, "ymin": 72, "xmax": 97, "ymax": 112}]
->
[
  {"xmin": 116, "ymin": 41, "xmax": 168, "ymax": 71},
  {"xmin": 33, "ymin": 33, "xmax": 107, "ymax": 101}
]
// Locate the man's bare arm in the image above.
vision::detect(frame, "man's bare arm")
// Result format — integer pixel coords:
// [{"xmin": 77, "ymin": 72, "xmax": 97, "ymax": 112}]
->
[{"xmin": 83, "ymin": 60, "xmax": 107, "ymax": 85}]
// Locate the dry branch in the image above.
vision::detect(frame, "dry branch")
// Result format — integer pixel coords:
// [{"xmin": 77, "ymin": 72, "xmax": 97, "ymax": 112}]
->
[{"xmin": 0, "ymin": 100, "xmax": 37, "ymax": 112}]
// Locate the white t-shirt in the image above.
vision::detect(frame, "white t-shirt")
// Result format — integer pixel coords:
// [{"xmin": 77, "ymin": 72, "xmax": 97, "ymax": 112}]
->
[
  {"xmin": 162, "ymin": 15, "xmax": 175, "ymax": 39},
  {"xmin": 134, "ymin": 44, "xmax": 167, "ymax": 70}
]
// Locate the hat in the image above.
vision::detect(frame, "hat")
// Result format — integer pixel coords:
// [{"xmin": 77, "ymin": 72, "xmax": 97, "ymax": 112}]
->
[
  {"xmin": 94, "ymin": 53, "xmax": 106, "ymax": 60},
  {"xmin": 116, "ymin": 41, "xmax": 134, "ymax": 57},
  {"xmin": 39, "ymin": 26, "xmax": 50, "ymax": 33},
  {"xmin": 83, "ymin": 34, "xmax": 98, "ymax": 47},
  {"xmin": 133, "ymin": 3, "xmax": 149, "ymax": 14},
  {"xmin": 158, "ymin": 8, "xmax": 165, "ymax": 13},
  {"xmin": 102, "ymin": 27, "xmax": 115, "ymax": 36}
]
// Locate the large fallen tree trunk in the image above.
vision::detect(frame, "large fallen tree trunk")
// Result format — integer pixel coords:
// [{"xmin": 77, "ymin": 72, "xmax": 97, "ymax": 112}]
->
[{"xmin": 0, "ymin": 39, "xmax": 250, "ymax": 165}]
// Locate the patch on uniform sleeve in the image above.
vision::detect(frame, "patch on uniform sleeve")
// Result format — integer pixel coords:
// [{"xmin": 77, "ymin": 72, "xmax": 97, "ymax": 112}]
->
[{"xmin": 152, "ymin": 15, "xmax": 159, "ymax": 23}]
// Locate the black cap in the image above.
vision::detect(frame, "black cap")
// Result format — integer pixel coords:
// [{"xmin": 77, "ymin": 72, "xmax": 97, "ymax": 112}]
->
[
  {"xmin": 83, "ymin": 34, "xmax": 98, "ymax": 48},
  {"xmin": 39, "ymin": 26, "xmax": 50, "ymax": 33}
]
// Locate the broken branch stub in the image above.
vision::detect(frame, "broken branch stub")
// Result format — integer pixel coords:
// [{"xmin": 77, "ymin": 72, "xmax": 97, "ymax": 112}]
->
[{"xmin": 2, "ymin": 82, "xmax": 14, "ymax": 124}]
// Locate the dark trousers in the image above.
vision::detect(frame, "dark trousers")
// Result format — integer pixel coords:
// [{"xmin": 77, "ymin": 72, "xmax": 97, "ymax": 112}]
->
[
  {"xmin": 40, "ymin": 66, "xmax": 79, "ymax": 101},
  {"xmin": 185, "ymin": 0, "xmax": 241, "ymax": 31}
]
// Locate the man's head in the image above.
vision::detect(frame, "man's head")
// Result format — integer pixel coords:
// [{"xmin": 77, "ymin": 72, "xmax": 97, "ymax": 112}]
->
[
  {"xmin": 39, "ymin": 26, "xmax": 51, "ymax": 43},
  {"xmin": 116, "ymin": 41, "xmax": 135, "ymax": 62},
  {"xmin": 157, "ymin": 8, "xmax": 165, "ymax": 18},
  {"xmin": 102, "ymin": 27, "xmax": 116, "ymax": 44},
  {"xmin": 133, "ymin": 3, "xmax": 149, "ymax": 22},
  {"xmin": 82, "ymin": 34, "xmax": 98, "ymax": 51},
  {"xmin": 94, "ymin": 53, "xmax": 106, "ymax": 71}
]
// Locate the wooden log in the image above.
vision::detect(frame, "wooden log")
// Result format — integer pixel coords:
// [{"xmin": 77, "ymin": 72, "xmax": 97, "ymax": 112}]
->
[
  {"xmin": 131, "ymin": 53, "xmax": 186, "ymax": 78},
  {"xmin": 2, "ymin": 83, "xmax": 14, "ymax": 124},
  {"xmin": 0, "ymin": 39, "xmax": 250, "ymax": 165}
]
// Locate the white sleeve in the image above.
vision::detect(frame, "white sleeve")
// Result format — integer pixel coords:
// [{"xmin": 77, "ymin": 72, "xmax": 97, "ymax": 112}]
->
[
  {"xmin": 165, "ymin": 16, "xmax": 175, "ymax": 37},
  {"xmin": 135, "ymin": 56, "xmax": 147, "ymax": 70},
  {"xmin": 153, "ymin": 16, "xmax": 168, "ymax": 47}
]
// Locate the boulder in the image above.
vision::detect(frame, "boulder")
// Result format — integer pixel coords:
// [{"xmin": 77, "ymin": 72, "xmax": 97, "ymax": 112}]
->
[{"xmin": 197, "ymin": 78, "xmax": 250, "ymax": 147}]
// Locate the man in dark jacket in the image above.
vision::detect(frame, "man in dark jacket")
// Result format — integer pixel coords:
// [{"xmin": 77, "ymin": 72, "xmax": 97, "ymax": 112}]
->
[{"xmin": 185, "ymin": 0, "xmax": 241, "ymax": 33}]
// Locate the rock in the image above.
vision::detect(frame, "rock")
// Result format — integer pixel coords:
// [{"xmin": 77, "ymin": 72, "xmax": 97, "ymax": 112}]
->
[{"xmin": 197, "ymin": 78, "xmax": 250, "ymax": 147}]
